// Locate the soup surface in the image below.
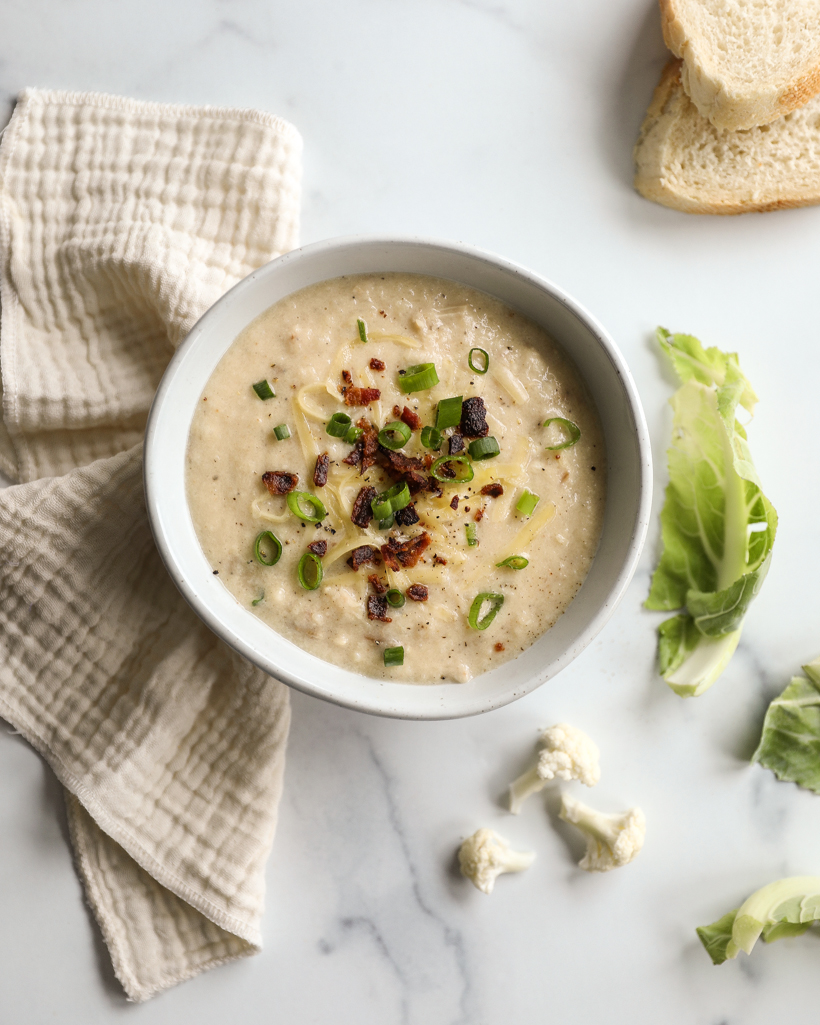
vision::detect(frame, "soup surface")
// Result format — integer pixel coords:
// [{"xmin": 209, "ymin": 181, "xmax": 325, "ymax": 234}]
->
[{"xmin": 186, "ymin": 274, "xmax": 606, "ymax": 683}]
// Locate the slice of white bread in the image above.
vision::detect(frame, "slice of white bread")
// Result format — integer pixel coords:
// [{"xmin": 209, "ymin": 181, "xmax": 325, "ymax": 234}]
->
[
  {"xmin": 661, "ymin": 0, "xmax": 820, "ymax": 130},
  {"xmin": 634, "ymin": 60, "xmax": 820, "ymax": 214}
]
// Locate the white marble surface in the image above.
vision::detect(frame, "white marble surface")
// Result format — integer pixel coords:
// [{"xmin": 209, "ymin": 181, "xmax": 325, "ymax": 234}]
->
[{"xmin": 2, "ymin": 1, "xmax": 820, "ymax": 1022}]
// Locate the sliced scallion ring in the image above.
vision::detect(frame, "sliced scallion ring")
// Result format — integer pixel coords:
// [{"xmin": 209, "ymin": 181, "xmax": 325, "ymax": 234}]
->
[
  {"xmin": 465, "ymin": 523, "xmax": 478, "ymax": 546},
  {"xmin": 386, "ymin": 588, "xmax": 406, "ymax": 608},
  {"xmin": 287, "ymin": 491, "xmax": 327, "ymax": 523},
  {"xmin": 371, "ymin": 481, "xmax": 411, "ymax": 520},
  {"xmin": 468, "ymin": 436, "xmax": 500, "ymax": 460},
  {"xmin": 326, "ymin": 412, "xmax": 353, "ymax": 438},
  {"xmin": 468, "ymin": 347, "xmax": 489, "ymax": 374},
  {"xmin": 468, "ymin": 592, "xmax": 504, "ymax": 631},
  {"xmin": 430, "ymin": 454, "xmax": 474, "ymax": 483},
  {"xmin": 357, "ymin": 317, "xmax": 368, "ymax": 343},
  {"xmin": 297, "ymin": 551, "xmax": 323, "ymax": 590},
  {"xmin": 344, "ymin": 425, "xmax": 364, "ymax": 444},
  {"xmin": 378, "ymin": 420, "xmax": 412, "ymax": 450},
  {"xmin": 496, "ymin": 555, "xmax": 529, "ymax": 570},
  {"xmin": 515, "ymin": 489, "xmax": 540, "ymax": 517},
  {"xmin": 254, "ymin": 531, "xmax": 282, "ymax": 566},
  {"xmin": 435, "ymin": 395, "xmax": 463, "ymax": 430},
  {"xmin": 378, "ymin": 513, "xmax": 395, "ymax": 530},
  {"xmin": 384, "ymin": 646, "xmax": 404, "ymax": 666},
  {"xmin": 252, "ymin": 379, "xmax": 275, "ymax": 400},
  {"xmin": 251, "ymin": 592, "xmax": 265, "ymax": 606},
  {"xmin": 543, "ymin": 416, "xmax": 581, "ymax": 450},
  {"xmin": 399, "ymin": 363, "xmax": 439, "ymax": 394},
  {"xmin": 273, "ymin": 424, "xmax": 291, "ymax": 441},
  {"xmin": 420, "ymin": 425, "xmax": 442, "ymax": 450}
]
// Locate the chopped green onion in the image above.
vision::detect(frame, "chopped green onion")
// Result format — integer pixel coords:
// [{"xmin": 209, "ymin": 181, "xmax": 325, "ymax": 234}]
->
[
  {"xmin": 357, "ymin": 317, "xmax": 368, "ymax": 343},
  {"xmin": 252, "ymin": 379, "xmax": 275, "ymax": 400},
  {"xmin": 435, "ymin": 395, "xmax": 463, "ymax": 430},
  {"xmin": 421, "ymin": 425, "xmax": 442, "ymax": 450},
  {"xmin": 254, "ymin": 531, "xmax": 282, "ymax": 566},
  {"xmin": 297, "ymin": 552, "xmax": 323, "ymax": 590},
  {"xmin": 326, "ymin": 412, "xmax": 352, "ymax": 438},
  {"xmin": 430, "ymin": 454, "xmax": 474, "ymax": 483},
  {"xmin": 497, "ymin": 556, "xmax": 529, "ymax": 570},
  {"xmin": 465, "ymin": 523, "xmax": 478, "ymax": 546},
  {"xmin": 543, "ymin": 416, "xmax": 581, "ymax": 450},
  {"xmin": 386, "ymin": 589, "xmax": 406, "ymax": 608},
  {"xmin": 251, "ymin": 592, "xmax": 265, "ymax": 606},
  {"xmin": 378, "ymin": 420, "xmax": 412, "ymax": 450},
  {"xmin": 378, "ymin": 513, "xmax": 395, "ymax": 530},
  {"xmin": 384, "ymin": 646, "xmax": 404, "ymax": 666},
  {"xmin": 371, "ymin": 481, "xmax": 411, "ymax": 520},
  {"xmin": 344, "ymin": 425, "xmax": 364, "ymax": 444},
  {"xmin": 468, "ymin": 592, "xmax": 504, "ymax": 631},
  {"xmin": 468, "ymin": 347, "xmax": 489, "ymax": 374},
  {"xmin": 273, "ymin": 424, "xmax": 291, "ymax": 441},
  {"xmin": 468, "ymin": 436, "xmax": 500, "ymax": 461},
  {"xmin": 287, "ymin": 491, "xmax": 327, "ymax": 523},
  {"xmin": 399, "ymin": 363, "xmax": 439, "ymax": 394},
  {"xmin": 516, "ymin": 489, "xmax": 540, "ymax": 517}
]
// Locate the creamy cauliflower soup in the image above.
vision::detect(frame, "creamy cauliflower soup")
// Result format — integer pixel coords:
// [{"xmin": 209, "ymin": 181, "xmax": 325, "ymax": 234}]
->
[{"xmin": 186, "ymin": 274, "xmax": 606, "ymax": 683}]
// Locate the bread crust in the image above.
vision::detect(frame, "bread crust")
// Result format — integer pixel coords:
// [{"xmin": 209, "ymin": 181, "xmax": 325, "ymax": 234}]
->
[
  {"xmin": 633, "ymin": 60, "xmax": 820, "ymax": 215},
  {"xmin": 659, "ymin": 0, "xmax": 820, "ymax": 130}
]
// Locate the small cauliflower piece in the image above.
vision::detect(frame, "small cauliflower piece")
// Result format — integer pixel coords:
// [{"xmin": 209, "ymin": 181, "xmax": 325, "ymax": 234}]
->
[
  {"xmin": 458, "ymin": 828, "xmax": 535, "ymax": 894},
  {"xmin": 559, "ymin": 794, "xmax": 645, "ymax": 872},
  {"xmin": 508, "ymin": 723, "xmax": 600, "ymax": 814}
]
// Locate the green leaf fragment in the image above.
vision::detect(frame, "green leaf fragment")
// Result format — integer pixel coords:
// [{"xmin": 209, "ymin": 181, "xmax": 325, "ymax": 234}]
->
[
  {"xmin": 696, "ymin": 909, "xmax": 738, "ymax": 965},
  {"xmin": 753, "ymin": 661, "xmax": 820, "ymax": 794}
]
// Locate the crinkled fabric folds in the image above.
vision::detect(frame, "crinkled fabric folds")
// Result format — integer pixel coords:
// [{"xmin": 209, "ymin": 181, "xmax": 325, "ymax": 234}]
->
[{"xmin": 0, "ymin": 89, "xmax": 301, "ymax": 1001}]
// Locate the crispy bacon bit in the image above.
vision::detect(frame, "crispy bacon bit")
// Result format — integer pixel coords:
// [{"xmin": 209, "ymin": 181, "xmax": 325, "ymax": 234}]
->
[
  {"xmin": 378, "ymin": 447, "xmax": 425, "ymax": 475},
  {"xmin": 448, "ymin": 433, "xmax": 464, "ymax": 455},
  {"xmin": 460, "ymin": 396, "xmax": 489, "ymax": 437},
  {"xmin": 399, "ymin": 406, "xmax": 422, "ymax": 431},
  {"xmin": 433, "ymin": 554, "xmax": 448, "ymax": 566},
  {"xmin": 494, "ymin": 642, "xmax": 505, "ymax": 652},
  {"xmin": 313, "ymin": 452, "xmax": 330, "ymax": 488},
  {"xmin": 480, "ymin": 482, "xmax": 504, "ymax": 498},
  {"xmin": 423, "ymin": 453, "xmax": 434, "ymax": 470},
  {"xmin": 407, "ymin": 584, "xmax": 429, "ymax": 602},
  {"xmin": 426, "ymin": 476, "xmax": 443, "ymax": 498},
  {"xmin": 392, "ymin": 404, "xmax": 402, "ymax": 418},
  {"xmin": 437, "ymin": 461, "xmax": 457, "ymax": 479},
  {"xmin": 380, "ymin": 531, "xmax": 431, "ymax": 570},
  {"xmin": 344, "ymin": 419, "xmax": 379, "ymax": 473},
  {"xmin": 369, "ymin": 358, "xmax": 385, "ymax": 371},
  {"xmin": 345, "ymin": 386, "xmax": 381, "ymax": 406},
  {"xmin": 366, "ymin": 594, "xmax": 392, "ymax": 622},
  {"xmin": 347, "ymin": 545, "xmax": 380, "ymax": 571},
  {"xmin": 394, "ymin": 504, "xmax": 419, "ymax": 527},
  {"xmin": 307, "ymin": 540, "xmax": 328, "ymax": 557},
  {"xmin": 340, "ymin": 369, "xmax": 381, "ymax": 406},
  {"xmin": 368, "ymin": 574, "xmax": 388, "ymax": 594},
  {"xmin": 262, "ymin": 470, "xmax": 298, "ymax": 495},
  {"xmin": 474, "ymin": 508, "xmax": 484, "ymax": 522},
  {"xmin": 351, "ymin": 486, "xmax": 377, "ymax": 528},
  {"xmin": 450, "ymin": 495, "xmax": 459, "ymax": 510}
]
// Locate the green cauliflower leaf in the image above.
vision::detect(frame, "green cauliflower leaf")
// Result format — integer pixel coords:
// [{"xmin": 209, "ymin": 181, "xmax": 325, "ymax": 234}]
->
[
  {"xmin": 646, "ymin": 329, "xmax": 777, "ymax": 697},
  {"xmin": 753, "ymin": 657, "xmax": 820, "ymax": 794}
]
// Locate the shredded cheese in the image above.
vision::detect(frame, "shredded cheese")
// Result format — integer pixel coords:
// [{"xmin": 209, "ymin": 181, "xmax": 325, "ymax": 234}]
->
[{"xmin": 495, "ymin": 364, "xmax": 529, "ymax": 404}]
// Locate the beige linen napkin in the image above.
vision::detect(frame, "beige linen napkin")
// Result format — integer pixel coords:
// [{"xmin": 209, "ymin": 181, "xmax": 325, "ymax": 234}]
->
[{"xmin": 0, "ymin": 89, "xmax": 301, "ymax": 1001}]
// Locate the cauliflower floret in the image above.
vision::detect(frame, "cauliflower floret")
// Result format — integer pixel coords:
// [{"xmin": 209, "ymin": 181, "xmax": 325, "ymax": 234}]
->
[
  {"xmin": 508, "ymin": 723, "xmax": 600, "ymax": 814},
  {"xmin": 458, "ymin": 828, "xmax": 536, "ymax": 894},
  {"xmin": 559, "ymin": 794, "xmax": 646, "ymax": 872}
]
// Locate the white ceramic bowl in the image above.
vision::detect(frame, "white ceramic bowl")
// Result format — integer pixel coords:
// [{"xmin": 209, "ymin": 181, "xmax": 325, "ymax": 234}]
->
[{"xmin": 145, "ymin": 236, "xmax": 652, "ymax": 720}]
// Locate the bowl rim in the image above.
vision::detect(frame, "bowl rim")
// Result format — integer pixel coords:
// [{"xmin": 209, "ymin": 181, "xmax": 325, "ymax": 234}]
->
[{"xmin": 144, "ymin": 234, "xmax": 652, "ymax": 719}]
